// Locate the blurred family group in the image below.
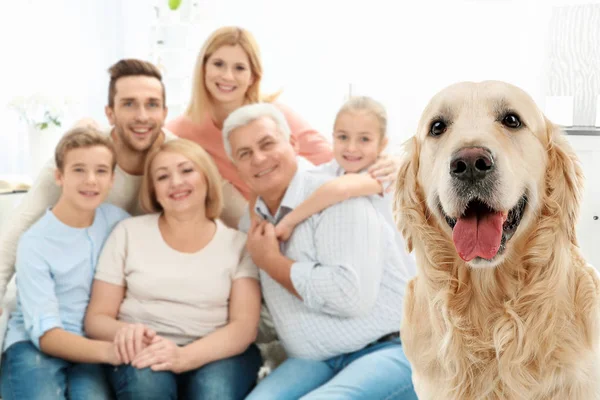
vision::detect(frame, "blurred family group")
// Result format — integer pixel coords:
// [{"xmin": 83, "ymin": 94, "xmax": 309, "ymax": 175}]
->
[{"xmin": 0, "ymin": 26, "xmax": 418, "ymax": 400}]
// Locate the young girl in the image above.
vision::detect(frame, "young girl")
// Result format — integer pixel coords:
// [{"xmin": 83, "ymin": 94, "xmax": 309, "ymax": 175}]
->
[
  {"xmin": 0, "ymin": 127, "xmax": 130, "ymax": 400},
  {"xmin": 275, "ymin": 96, "xmax": 416, "ymax": 277}
]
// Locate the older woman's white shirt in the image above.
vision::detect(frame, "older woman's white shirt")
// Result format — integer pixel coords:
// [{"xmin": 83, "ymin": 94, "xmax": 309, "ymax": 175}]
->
[{"xmin": 94, "ymin": 214, "xmax": 258, "ymax": 345}]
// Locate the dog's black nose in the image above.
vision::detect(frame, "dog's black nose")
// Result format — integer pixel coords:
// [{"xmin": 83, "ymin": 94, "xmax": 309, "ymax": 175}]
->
[{"xmin": 450, "ymin": 147, "xmax": 494, "ymax": 182}]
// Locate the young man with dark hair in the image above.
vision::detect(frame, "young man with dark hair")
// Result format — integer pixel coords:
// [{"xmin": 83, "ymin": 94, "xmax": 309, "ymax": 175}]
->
[{"xmin": 0, "ymin": 59, "xmax": 171, "ymax": 309}]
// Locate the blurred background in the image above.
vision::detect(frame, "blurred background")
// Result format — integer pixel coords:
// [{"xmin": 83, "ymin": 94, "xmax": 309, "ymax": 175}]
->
[{"xmin": 0, "ymin": 0, "xmax": 599, "ymax": 267}]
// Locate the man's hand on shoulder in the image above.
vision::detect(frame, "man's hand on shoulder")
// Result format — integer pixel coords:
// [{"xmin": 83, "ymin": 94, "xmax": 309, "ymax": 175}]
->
[
  {"xmin": 247, "ymin": 219, "xmax": 282, "ymax": 270},
  {"xmin": 247, "ymin": 219, "xmax": 300, "ymax": 298}
]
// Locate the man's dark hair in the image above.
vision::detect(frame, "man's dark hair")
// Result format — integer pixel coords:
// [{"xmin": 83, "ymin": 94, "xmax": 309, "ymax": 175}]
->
[{"xmin": 107, "ymin": 59, "xmax": 166, "ymax": 108}]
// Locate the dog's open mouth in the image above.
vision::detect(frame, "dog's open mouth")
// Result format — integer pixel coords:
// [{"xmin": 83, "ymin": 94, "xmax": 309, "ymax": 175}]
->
[{"xmin": 440, "ymin": 195, "xmax": 527, "ymax": 262}]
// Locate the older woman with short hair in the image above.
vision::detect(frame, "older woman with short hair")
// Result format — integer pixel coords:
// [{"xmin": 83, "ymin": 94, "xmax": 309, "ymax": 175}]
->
[{"xmin": 84, "ymin": 138, "xmax": 262, "ymax": 400}]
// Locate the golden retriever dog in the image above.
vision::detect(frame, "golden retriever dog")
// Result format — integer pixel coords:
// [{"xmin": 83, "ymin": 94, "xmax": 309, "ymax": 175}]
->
[{"xmin": 395, "ymin": 81, "xmax": 600, "ymax": 399}]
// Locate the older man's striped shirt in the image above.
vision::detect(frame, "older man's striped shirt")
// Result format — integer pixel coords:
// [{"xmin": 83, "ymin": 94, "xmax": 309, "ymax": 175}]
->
[{"xmin": 239, "ymin": 164, "xmax": 408, "ymax": 360}]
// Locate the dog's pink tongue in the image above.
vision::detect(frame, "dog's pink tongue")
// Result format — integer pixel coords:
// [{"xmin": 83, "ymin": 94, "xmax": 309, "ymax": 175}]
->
[{"xmin": 452, "ymin": 211, "xmax": 506, "ymax": 261}]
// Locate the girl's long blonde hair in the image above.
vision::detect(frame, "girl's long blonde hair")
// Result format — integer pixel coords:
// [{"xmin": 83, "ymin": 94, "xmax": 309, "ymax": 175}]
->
[{"xmin": 185, "ymin": 26, "xmax": 279, "ymax": 124}]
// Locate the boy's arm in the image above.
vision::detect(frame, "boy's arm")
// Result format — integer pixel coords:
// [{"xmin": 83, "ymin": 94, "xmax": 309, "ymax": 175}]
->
[
  {"xmin": 277, "ymin": 174, "xmax": 382, "ymax": 237},
  {"xmin": 0, "ymin": 161, "xmax": 61, "ymax": 304},
  {"xmin": 39, "ymin": 329, "xmax": 119, "ymax": 365},
  {"xmin": 16, "ymin": 238, "xmax": 118, "ymax": 364}
]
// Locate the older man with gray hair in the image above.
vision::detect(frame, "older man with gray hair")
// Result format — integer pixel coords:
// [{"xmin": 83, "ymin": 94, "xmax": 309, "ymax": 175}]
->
[{"xmin": 223, "ymin": 103, "xmax": 417, "ymax": 399}]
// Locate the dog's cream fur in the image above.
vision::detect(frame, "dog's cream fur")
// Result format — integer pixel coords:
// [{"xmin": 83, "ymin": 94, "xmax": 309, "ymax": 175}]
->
[{"xmin": 395, "ymin": 81, "xmax": 600, "ymax": 399}]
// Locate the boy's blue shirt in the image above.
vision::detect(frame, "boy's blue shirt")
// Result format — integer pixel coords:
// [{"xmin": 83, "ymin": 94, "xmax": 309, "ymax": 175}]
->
[{"xmin": 3, "ymin": 203, "xmax": 130, "ymax": 351}]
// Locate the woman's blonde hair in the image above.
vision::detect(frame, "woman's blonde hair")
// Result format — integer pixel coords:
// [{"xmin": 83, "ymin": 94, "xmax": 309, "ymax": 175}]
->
[
  {"xmin": 185, "ymin": 26, "xmax": 278, "ymax": 124},
  {"xmin": 335, "ymin": 96, "xmax": 388, "ymax": 138},
  {"xmin": 139, "ymin": 139, "xmax": 223, "ymax": 218}
]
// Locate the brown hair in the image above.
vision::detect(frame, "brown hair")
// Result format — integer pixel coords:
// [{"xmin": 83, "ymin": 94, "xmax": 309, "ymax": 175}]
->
[
  {"xmin": 335, "ymin": 96, "xmax": 388, "ymax": 138},
  {"xmin": 186, "ymin": 26, "xmax": 279, "ymax": 124},
  {"xmin": 54, "ymin": 126, "xmax": 116, "ymax": 171},
  {"xmin": 107, "ymin": 59, "xmax": 166, "ymax": 108},
  {"xmin": 139, "ymin": 139, "xmax": 223, "ymax": 219}
]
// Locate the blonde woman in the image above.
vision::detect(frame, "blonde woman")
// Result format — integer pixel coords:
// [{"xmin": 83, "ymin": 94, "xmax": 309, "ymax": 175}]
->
[
  {"xmin": 166, "ymin": 26, "xmax": 399, "ymax": 211},
  {"xmin": 84, "ymin": 139, "xmax": 262, "ymax": 400}
]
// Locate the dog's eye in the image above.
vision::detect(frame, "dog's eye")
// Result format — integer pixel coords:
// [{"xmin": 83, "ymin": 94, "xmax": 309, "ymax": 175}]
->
[
  {"xmin": 502, "ymin": 114, "xmax": 522, "ymax": 129},
  {"xmin": 430, "ymin": 121, "xmax": 447, "ymax": 137}
]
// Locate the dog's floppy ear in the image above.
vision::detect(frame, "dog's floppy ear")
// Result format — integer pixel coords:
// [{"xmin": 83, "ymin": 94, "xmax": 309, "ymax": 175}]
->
[
  {"xmin": 393, "ymin": 136, "xmax": 425, "ymax": 253},
  {"xmin": 543, "ymin": 116, "xmax": 584, "ymax": 244}
]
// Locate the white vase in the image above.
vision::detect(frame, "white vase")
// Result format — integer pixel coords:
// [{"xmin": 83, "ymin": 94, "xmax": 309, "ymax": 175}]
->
[{"xmin": 27, "ymin": 125, "xmax": 63, "ymax": 179}]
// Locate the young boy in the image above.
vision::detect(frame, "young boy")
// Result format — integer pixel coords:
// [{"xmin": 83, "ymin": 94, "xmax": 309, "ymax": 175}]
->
[
  {"xmin": 0, "ymin": 127, "xmax": 130, "ymax": 400},
  {"xmin": 275, "ymin": 96, "xmax": 416, "ymax": 277}
]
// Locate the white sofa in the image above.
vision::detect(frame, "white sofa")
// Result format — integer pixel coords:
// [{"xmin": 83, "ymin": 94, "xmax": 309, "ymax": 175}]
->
[
  {"xmin": 0, "ymin": 278, "xmax": 16, "ymax": 362},
  {"xmin": 0, "ymin": 277, "xmax": 16, "ymax": 399},
  {"xmin": 0, "ymin": 191, "xmax": 25, "ymax": 373}
]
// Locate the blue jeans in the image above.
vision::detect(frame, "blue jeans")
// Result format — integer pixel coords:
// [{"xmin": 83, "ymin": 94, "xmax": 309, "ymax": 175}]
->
[
  {"xmin": 0, "ymin": 341, "xmax": 113, "ymax": 400},
  {"xmin": 107, "ymin": 343, "xmax": 261, "ymax": 400},
  {"xmin": 246, "ymin": 338, "xmax": 418, "ymax": 400}
]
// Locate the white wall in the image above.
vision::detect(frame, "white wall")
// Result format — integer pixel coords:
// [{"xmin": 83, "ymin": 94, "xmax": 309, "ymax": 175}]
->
[
  {"xmin": 0, "ymin": 0, "xmax": 153, "ymax": 177},
  {"xmin": 566, "ymin": 135, "xmax": 600, "ymax": 272},
  {"xmin": 0, "ymin": 0, "xmax": 119, "ymax": 176},
  {"xmin": 0, "ymin": 0, "xmax": 122, "ymax": 122},
  {"xmin": 147, "ymin": 0, "xmax": 597, "ymax": 150},
  {"xmin": 1, "ymin": 0, "xmax": 595, "ymax": 160}
]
